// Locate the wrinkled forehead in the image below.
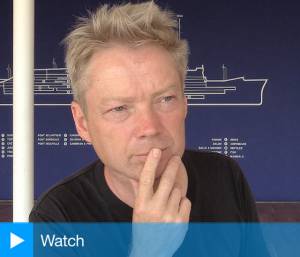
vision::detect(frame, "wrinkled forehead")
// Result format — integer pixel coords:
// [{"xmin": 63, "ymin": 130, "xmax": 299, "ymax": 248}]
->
[{"xmin": 84, "ymin": 44, "xmax": 183, "ymax": 97}]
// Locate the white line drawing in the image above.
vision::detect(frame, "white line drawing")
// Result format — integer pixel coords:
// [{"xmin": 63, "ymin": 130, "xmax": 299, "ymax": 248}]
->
[
  {"xmin": 0, "ymin": 65, "xmax": 267, "ymax": 106},
  {"xmin": 177, "ymin": 14, "xmax": 183, "ymax": 39},
  {"xmin": 1, "ymin": 14, "xmax": 267, "ymax": 107},
  {"xmin": 185, "ymin": 65, "xmax": 268, "ymax": 106},
  {"xmin": 0, "ymin": 68, "xmax": 72, "ymax": 106}
]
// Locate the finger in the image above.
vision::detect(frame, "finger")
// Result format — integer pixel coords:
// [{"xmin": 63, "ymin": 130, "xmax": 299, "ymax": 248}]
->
[
  {"xmin": 153, "ymin": 155, "xmax": 181, "ymax": 206},
  {"xmin": 174, "ymin": 162, "xmax": 188, "ymax": 198},
  {"xmin": 136, "ymin": 148, "xmax": 161, "ymax": 203},
  {"xmin": 178, "ymin": 197, "xmax": 191, "ymax": 222},
  {"xmin": 166, "ymin": 187, "xmax": 182, "ymax": 215}
]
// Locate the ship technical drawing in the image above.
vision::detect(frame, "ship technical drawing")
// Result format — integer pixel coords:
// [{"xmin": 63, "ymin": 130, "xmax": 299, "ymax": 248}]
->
[
  {"xmin": 0, "ymin": 68, "xmax": 71, "ymax": 106},
  {"xmin": 0, "ymin": 65, "xmax": 267, "ymax": 106},
  {"xmin": 185, "ymin": 65, "xmax": 267, "ymax": 106}
]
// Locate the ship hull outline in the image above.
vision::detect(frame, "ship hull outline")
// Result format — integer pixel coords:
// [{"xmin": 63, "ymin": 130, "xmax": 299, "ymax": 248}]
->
[{"xmin": 1, "ymin": 66, "xmax": 268, "ymax": 107}]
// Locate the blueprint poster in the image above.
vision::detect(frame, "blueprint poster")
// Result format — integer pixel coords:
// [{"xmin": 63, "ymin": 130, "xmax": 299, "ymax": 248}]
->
[{"xmin": 1, "ymin": 0, "xmax": 299, "ymax": 201}]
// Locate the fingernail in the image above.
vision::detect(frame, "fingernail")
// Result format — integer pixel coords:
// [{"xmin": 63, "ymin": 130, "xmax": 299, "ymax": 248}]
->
[{"xmin": 152, "ymin": 148, "xmax": 161, "ymax": 158}]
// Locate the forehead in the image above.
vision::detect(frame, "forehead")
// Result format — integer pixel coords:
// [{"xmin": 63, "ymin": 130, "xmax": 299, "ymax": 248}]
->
[{"xmin": 85, "ymin": 44, "xmax": 182, "ymax": 99}]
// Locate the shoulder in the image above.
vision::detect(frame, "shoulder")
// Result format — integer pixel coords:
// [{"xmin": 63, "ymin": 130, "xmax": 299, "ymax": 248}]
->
[
  {"xmin": 183, "ymin": 149, "xmax": 241, "ymax": 175},
  {"xmin": 30, "ymin": 160, "xmax": 101, "ymax": 221},
  {"xmin": 183, "ymin": 149, "xmax": 246, "ymax": 189},
  {"xmin": 184, "ymin": 150, "xmax": 258, "ymax": 221},
  {"xmin": 37, "ymin": 159, "xmax": 101, "ymax": 201}
]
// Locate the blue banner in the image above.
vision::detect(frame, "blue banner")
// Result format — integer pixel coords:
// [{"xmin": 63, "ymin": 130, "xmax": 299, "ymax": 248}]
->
[{"xmin": 1, "ymin": 222, "xmax": 300, "ymax": 257}]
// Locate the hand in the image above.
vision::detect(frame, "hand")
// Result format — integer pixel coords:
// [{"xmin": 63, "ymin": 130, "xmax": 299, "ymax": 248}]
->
[
  {"xmin": 133, "ymin": 148, "xmax": 190, "ymax": 223},
  {"xmin": 130, "ymin": 148, "xmax": 191, "ymax": 257}
]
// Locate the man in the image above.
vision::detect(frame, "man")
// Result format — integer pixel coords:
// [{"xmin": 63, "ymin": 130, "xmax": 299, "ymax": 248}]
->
[
  {"xmin": 30, "ymin": 0, "xmax": 258, "ymax": 224},
  {"xmin": 30, "ymin": 2, "xmax": 267, "ymax": 256}
]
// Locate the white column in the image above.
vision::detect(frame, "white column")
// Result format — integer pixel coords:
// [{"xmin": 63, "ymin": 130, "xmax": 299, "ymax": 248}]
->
[{"xmin": 13, "ymin": 0, "xmax": 35, "ymax": 222}]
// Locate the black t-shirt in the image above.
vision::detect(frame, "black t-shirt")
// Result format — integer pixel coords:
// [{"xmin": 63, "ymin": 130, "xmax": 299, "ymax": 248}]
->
[{"xmin": 29, "ymin": 150, "xmax": 258, "ymax": 222}]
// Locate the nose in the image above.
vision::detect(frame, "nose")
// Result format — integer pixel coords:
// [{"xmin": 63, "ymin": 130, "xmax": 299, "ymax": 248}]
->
[{"xmin": 135, "ymin": 107, "xmax": 163, "ymax": 139}]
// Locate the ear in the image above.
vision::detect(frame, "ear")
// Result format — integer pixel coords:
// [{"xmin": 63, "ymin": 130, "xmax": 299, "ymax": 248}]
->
[
  {"xmin": 71, "ymin": 101, "xmax": 92, "ymax": 143},
  {"xmin": 184, "ymin": 95, "xmax": 188, "ymax": 118}
]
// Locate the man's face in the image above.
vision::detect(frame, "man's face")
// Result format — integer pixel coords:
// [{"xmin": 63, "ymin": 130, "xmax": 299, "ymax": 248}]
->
[{"xmin": 72, "ymin": 44, "xmax": 187, "ymax": 180}]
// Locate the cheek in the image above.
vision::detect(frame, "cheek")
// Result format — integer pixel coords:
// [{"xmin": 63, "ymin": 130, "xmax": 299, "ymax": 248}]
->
[
  {"xmin": 94, "ymin": 122, "xmax": 133, "ymax": 155},
  {"xmin": 87, "ymin": 122, "xmax": 115, "ymax": 155},
  {"xmin": 163, "ymin": 108, "xmax": 186, "ymax": 134},
  {"xmin": 160, "ymin": 109, "xmax": 186, "ymax": 154}
]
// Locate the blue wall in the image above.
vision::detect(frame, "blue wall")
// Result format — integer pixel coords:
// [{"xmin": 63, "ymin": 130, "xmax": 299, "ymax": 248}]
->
[{"xmin": 1, "ymin": 0, "xmax": 299, "ymax": 201}]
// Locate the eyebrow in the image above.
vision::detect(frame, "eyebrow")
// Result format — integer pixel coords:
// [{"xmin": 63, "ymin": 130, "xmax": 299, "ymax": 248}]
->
[{"xmin": 100, "ymin": 85, "xmax": 179, "ymax": 105}]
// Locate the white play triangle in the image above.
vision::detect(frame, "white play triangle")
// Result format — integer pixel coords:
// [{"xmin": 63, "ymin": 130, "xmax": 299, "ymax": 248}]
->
[{"xmin": 10, "ymin": 232, "xmax": 25, "ymax": 249}]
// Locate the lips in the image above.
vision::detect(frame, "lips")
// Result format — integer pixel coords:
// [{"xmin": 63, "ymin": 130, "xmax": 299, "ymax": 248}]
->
[
  {"xmin": 134, "ymin": 147, "xmax": 167, "ymax": 157},
  {"xmin": 135, "ymin": 153, "xmax": 149, "ymax": 156}
]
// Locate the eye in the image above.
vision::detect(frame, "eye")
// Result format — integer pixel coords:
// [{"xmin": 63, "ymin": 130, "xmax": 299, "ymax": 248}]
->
[
  {"xmin": 103, "ymin": 105, "xmax": 131, "ymax": 122},
  {"xmin": 161, "ymin": 95, "xmax": 175, "ymax": 103},
  {"xmin": 111, "ymin": 105, "xmax": 127, "ymax": 112}
]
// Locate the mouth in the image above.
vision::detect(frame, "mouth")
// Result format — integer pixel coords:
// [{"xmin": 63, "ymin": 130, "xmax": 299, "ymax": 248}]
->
[{"xmin": 134, "ymin": 148, "xmax": 168, "ymax": 159}]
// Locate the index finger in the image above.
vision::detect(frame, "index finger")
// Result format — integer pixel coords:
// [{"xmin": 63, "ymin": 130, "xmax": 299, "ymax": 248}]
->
[{"xmin": 136, "ymin": 148, "xmax": 162, "ymax": 203}]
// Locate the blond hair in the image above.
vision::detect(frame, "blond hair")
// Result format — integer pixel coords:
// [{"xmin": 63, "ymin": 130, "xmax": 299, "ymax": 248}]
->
[{"xmin": 64, "ymin": 1, "xmax": 189, "ymax": 106}]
